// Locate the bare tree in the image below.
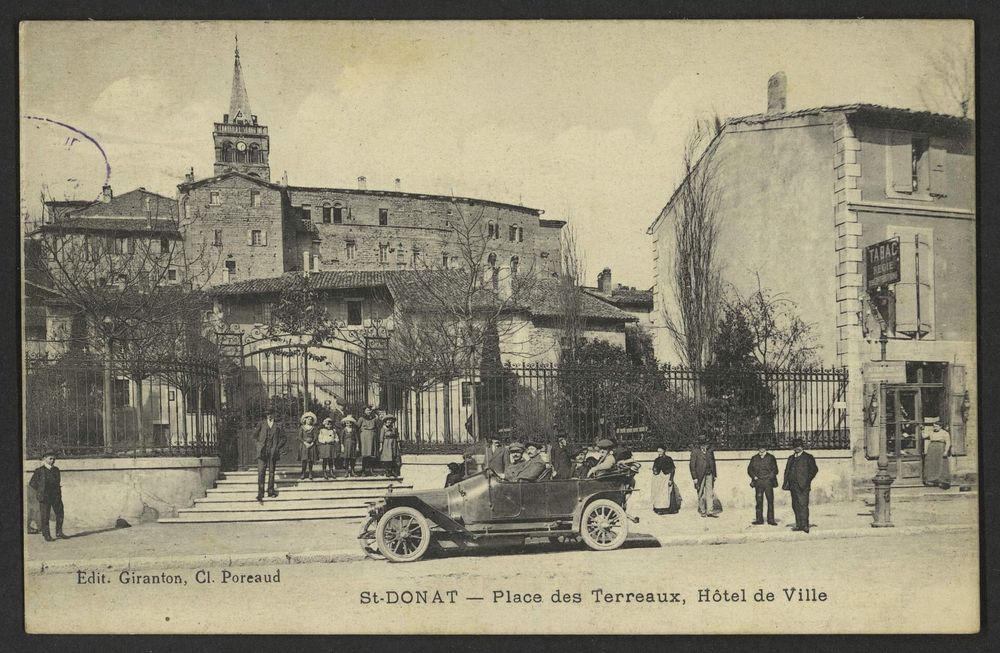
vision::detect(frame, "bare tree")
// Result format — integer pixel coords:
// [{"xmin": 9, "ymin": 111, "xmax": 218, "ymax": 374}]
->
[
  {"xmin": 557, "ymin": 222, "xmax": 587, "ymax": 363},
  {"xmin": 662, "ymin": 118, "xmax": 724, "ymax": 367},
  {"xmin": 25, "ymin": 194, "xmax": 221, "ymax": 450},
  {"xmin": 920, "ymin": 43, "xmax": 974, "ymax": 118},
  {"xmin": 723, "ymin": 274, "xmax": 818, "ymax": 369}
]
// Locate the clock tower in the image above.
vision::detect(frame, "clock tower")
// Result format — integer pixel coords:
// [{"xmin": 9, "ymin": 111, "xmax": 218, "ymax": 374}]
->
[{"xmin": 213, "ymin": 38, "xmax": 270, "ymax": 180}]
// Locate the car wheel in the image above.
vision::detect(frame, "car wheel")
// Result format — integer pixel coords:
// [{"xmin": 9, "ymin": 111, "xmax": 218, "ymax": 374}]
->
[
  {"xmin": 376, "ymin": 507, "xmax": 432, "ymax": 563},
  {"xmin": 358, "ymin": 516, "xmax": 385, "ymax": 560},
  {"xmin": 580, "ymin": 499, "xmax": 629, "ymax": 551}
]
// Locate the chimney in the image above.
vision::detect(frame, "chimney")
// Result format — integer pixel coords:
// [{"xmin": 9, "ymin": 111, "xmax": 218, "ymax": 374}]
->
[
  {"xmin": 358, "ymin": 176, "xmax": 367, "ymax": 191},
  {"xmin": 184, "ymin": 167, "xmax": 195, "ymax": 183},
  {"xmin": 223, "ymin": 113, "xmax": 229, "ymax": 124},
  {"xmin": 767, "ymin": 71, "xmax": 787, "ymax": 114},
  {"xmin": 303, "ymin": 250, "xmax": 311, "ymax": 278},
  {"xmin": 597, "ymin": 267, "xmax": 612, "ymax": 293},
  {"xmin": 101, "ymin": 184, "xmax": 113, "ymax": 203},
  {"xmin": 394, "ymin": 178, "xmax": 401, "ymax": 191}
]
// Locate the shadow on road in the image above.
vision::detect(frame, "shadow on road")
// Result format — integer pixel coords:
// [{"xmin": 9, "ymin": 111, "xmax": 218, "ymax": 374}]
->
[{"xmin": 421, "ymin": 532, "xmax": 661, "ymax": 561}]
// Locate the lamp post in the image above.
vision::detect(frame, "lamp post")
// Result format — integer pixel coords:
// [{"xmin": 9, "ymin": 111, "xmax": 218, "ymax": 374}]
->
[{"xmin": 872, "ymin": 389, "xmax": 894, "ymax": 527}]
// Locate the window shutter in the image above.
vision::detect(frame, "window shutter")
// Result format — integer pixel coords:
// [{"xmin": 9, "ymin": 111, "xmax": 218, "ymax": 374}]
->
[
  {"xmin": 928, "ymin": 137, "xmax": 947, "ymax": 193},
  {"xmin": 262, "ymin": 230, "xmax": 268, "ymax": 246},
  {"xmin": 889, "ymin": 131, "xmax": 912, "ymax": 192},
  {"xmin": 894, "ymin": 233, "xmax": 918, "ymax": 333},
  {"xmin": 947, "ymin": 365, "xmax": 967, "ymax": 456},
  {"xmin": 246, "ymin": 230, "xmax": 252, "ymax": 246},
  {"xmin": 863, "ymin": 382, "xmax": 882, "ymax": 459}
]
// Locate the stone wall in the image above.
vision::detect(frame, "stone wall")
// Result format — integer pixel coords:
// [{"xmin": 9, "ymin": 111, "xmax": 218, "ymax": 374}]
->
[{"xmin": 23, "ymin": 457, "xmax": 220, "ymax": 531}]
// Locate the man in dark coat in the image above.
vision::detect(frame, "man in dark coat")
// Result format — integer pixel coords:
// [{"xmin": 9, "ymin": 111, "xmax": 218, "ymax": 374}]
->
[
  {"xmin": 548, "ymin": 436, "xmax": 573, "ymax": 479},
  {"xmin": 29, "ymin": 451, "xmax": 67, "ymax": 541},
  {"xmin": 782, "ymin": 437, "xmax": 819, "ymax": 533},
  {"xmin": 510, "ymin": 441, "xmax": 547, "ymax": 482},
  {"xmin": 254, "ymin": 408, "xmax": 286, "ymax": 502},
  {"xmin": 747, "ymin": 445, "xmax": 779, "ymax": 525},
  {"xmin": 690, "ymin": 436, "xmax": 720, "ymax": 517}
]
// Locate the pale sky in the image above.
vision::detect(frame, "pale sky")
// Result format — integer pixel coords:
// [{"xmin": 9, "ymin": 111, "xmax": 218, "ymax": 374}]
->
[{"xmin": 20, "ymin": 20, "xmax": 973, "ymax": 287}]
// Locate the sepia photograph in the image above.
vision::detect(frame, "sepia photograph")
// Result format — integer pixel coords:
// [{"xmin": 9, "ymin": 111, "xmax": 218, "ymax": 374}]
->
[{"xmin": 19, "ymin": 19, "xmax": 978, "ymax": 635}]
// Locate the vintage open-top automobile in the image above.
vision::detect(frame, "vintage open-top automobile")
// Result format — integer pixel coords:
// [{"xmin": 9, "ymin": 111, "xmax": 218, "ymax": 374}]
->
[{"xmin": 359, "ymin": 464, "xmax": 640, "ymax": 562}]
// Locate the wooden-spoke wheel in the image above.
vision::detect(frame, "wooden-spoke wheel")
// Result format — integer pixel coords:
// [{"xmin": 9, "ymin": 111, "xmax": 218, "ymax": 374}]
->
[
  {"xmin": 580, "ymin": 499, "xmax": 629, "ymax": 551},
  {"xmin": 376, "ymin": 507, "xmax": 432, "ymax": 563},
  {"xmin": 358, "ymin": 516, "xmax": 385, "ymax": 560}
]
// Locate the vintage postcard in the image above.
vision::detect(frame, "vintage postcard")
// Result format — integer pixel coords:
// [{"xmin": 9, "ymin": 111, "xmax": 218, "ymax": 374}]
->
[{"xmin": 20, "ymin": 20, "xmax": 978, "ymax": 634}]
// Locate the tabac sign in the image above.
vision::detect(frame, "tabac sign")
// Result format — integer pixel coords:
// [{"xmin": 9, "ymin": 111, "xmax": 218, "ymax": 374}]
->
[{"xmin": 865, "ymin": 237, "xmax": 901, "ymax": 290}]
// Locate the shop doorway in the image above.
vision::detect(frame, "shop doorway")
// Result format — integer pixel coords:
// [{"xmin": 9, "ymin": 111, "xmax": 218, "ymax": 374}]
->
[{"xmin": 882, "ymin": 362, "xmax": 948, "ymax": 481}]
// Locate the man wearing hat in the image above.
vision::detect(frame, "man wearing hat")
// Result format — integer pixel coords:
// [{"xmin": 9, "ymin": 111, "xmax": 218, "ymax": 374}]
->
[
  {"xmin": 483, "ymin": 436, "xmax": 508, "ymax": 477},
  {"xmin": 549, "ymin": 435, "xmax": 573, "ymax": 480},
  {"xmin": 29, "ymin": 451, "xmax": 67, "ymax": 541},
  {"xmin": 587, "ymin": 439, "xmax": 617, "ymax": 477},
  {"xmin": 747, "ymin": 444, "xmax": 779, "ymax": 526},
  {"xmin": 509, "ymin": 441, "xmax": 547, "ymax": 482},
  {"xmin": 690, "ymin": 435, "xmax": 720, "ymax": 517},
  {"xmin": 504, "ymin": 441, "xmax": 527, "ymax": 480},
  {"xmin": 254, "ymin": 407, "xmax": 286, "ymax": 502},
  {"xmin": 782, "ymin": 437, "xmax": 819, "ymax": 533}
]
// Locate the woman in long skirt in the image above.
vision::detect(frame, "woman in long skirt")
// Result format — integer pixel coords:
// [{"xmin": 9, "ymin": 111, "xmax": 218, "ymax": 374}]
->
[
  {"xmin": 651, "ymin": 446, "xmax": 680, "ymax": 515},
  {"xmin": 358, "ymin": 406, "xmax": 379, "ymax": 476},
  {"xmin": 921, "ymin": 417, "xmax": 952, "ymax": 488},
  {"xmin": 298, "ymin": 412, "xmax": 319, "ymax": 480},
  {"xmin": 340, "ymin": 415, "xmax": 358, "ymax": 477},
  {"xmin": 378, "ymin": 416, "xmax": 402, "ymax": 477}
]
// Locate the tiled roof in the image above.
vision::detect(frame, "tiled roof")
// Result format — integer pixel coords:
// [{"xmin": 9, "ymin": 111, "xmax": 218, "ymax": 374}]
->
[
  {"xmin": 583, "ymin": 286, "xmax": 654, "ymax": 309},
  {"xmin": 209, "ymin": 270, "xmax": 391, "ymax": 297},
  {"xmin": 73, "ymin": 188, "xmax": 178, "ymax": 219},
  {"xmin": 39, "ymin": 217, "xmax": 181, "ymax": 237},
  {"xmin": 210, "ymin": 269, "xmax": 635, "ymax": 323}
]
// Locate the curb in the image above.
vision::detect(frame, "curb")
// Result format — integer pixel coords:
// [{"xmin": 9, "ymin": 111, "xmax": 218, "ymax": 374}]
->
[
  {"xmin": 27, "ymin": 523, "xmax": 976, "ymax": 575},
  {"xmin": 649, "ymin": 522, "xmax": 976, "ymax": 547}
]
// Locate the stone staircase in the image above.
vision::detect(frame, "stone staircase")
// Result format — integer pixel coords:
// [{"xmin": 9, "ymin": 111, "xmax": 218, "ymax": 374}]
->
[{"xmin": 159, "ymin": 467, "xmax": 411, "ymax": 524}]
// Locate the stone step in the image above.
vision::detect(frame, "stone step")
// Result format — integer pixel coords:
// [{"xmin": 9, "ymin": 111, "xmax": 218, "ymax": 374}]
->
[
  {"xmin": 179, "ymin": 501, "xmax": 369, "ymax": 513},
  {"xmin": 197, "ymin": 489, "xmax": 403, "ymax": 503},
  {"xmin": 206, "ymin": 482, "xmax": 409, "ymax": 495},
  {"xmin": 215, "ymin": 476, "xmax": 403, "ymax": 485},
  {"xmin": 159, "ymin": 509, "xmax": 367, "ymax": 523}
]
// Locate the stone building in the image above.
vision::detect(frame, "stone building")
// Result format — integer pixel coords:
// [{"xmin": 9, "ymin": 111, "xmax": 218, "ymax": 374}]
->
[
  {"xmin": 648, "ymin": 73, "xmax": 976, "ymax": 490},
  {"xmin": 178, "ymin": 45, "xmax": 565, "ymax": 290}
]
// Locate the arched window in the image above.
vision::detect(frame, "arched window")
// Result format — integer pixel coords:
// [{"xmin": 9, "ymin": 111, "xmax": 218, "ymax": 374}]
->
[
  {"xmin": 510, "ymin": 255, "xmax": 519, "ymax": 276},
  {"xmin": 249, "ymin": 143, "xmax": 261, "ymax": 164},
  {"xmin": 491, "ymin": 266, "xmax": 500, "ymax": 292},
  {"xmin": 517, "ymin": 226, "xmax": 524, "ymax": 242},
  {"xmin": 221, "ymin": 141, "xmax": 234, "ymax": 163},
  {"xmin": 509, "ymin": 224, "xmax": 518, "ymax": 242},
  {"xmin": 487, "ymin": 220, "xmax": 496, "ymax": 239},
  {"xmin": 487, "ymin": 252, "xmax": 497, "ymax": 268}
]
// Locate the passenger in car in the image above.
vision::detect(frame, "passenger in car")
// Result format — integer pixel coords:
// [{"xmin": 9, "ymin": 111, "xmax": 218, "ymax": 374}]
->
[
  {"xmin": 587, "ymin": 439, "xmax": 617, "ymax": 477},
  {"xmin": 483, "ymin": 436, "xmax": 508, "ymax": 477},
  {"xmin": 504, "ymin": 441, "xmax": 526, "ymax": 480},
  {"xmin": 509, "ymin": 441, "xmax": 547, "ymax": 482},
  {"xmin": 444, "ymin": 462, "xmax": 465, "ymax": 487}
]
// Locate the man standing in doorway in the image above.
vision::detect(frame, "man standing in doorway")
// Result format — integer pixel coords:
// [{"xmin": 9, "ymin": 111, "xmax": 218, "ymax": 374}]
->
[
  {"xmin": 782, "ymin": 437, "xmax": 819, "ymax": 533},
  {"xmin": 747, "ymin": 445, "xmax": 779, "ymax": 525},
  {"xmin": 255, "ymin": 407, "xmax": 285, "ymax": 502},
  {"xmin": 690, "ymin": 435, "xmax": 720, "ymax": 518}
]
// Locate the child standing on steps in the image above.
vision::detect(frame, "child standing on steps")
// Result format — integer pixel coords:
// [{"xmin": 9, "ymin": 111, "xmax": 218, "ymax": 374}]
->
[
  {"xmin": 298, "ymin": 412, "xmax": 319, "ymax": 480},
  {"xmin": 340, "ymin": 415, "xmax": 358, "ymax": 477},
  {"xmin": 317, "ymin": 417, "xmax": 339, "ymax": 480}
]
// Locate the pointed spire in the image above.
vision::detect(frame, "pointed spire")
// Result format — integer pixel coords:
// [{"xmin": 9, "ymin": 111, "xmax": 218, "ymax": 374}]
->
[{"xmin": 229, "ymin": 35, "xmax": 252, "ymax": 124}]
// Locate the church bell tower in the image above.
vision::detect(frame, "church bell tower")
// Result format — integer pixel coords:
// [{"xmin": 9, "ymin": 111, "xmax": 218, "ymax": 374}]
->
[{"xmin": 213, "ymin": 38, "xmax": 270, "ymax": 180}]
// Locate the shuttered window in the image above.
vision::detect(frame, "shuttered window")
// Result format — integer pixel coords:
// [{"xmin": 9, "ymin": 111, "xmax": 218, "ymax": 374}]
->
[{"xmin": 889, "ymin": 226, "xmax": 934, "ymax": 338}]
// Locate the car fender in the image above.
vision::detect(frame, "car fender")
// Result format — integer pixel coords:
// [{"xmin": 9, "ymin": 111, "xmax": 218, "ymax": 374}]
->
[
  {"xmin": 572, "ymin": 490, "xmax": 629, "ymax": 531},
  {"xmin": 384, "ymin": 495, "xmax": 471, "ymax": 536}
]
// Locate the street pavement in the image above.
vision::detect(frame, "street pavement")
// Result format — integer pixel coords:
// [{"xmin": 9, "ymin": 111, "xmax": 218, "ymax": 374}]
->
[
  {"xmin": 24, "ymin": 493, "xmax": 978, "ymax": 574},
  {"xmin": 25, "ymin": 530, "xmax": 980, "ymax": 634}
]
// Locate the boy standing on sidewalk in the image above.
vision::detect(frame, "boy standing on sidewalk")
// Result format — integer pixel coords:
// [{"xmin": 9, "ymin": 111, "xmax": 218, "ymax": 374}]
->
[{"xmin": 29, "ymin": 451, "xmax": 68, "ymax": 542}]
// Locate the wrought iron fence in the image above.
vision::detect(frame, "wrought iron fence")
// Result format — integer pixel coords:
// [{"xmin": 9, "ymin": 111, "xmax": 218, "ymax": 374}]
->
[
  {"xmin": 376, "ymin": 362, "xmax": 849, "ymax": 454},
  {"xmin": 24, "ymin": 349, "xmax": 220, "ymax": 458}
]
